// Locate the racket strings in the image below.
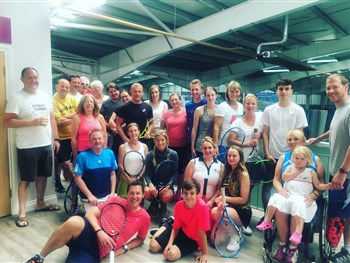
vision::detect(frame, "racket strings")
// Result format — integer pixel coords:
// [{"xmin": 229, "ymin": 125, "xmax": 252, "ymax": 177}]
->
[
  {"xmin": 100, "ymin": 205, "xmax": 126, "ymax": 236},
  {"xmin": 124, "ymin": 151, "xmax": 144, "ymax": 177},
  {"xmin": 215, "ymin": 222, "xmax": 242, "ymax": 256}
]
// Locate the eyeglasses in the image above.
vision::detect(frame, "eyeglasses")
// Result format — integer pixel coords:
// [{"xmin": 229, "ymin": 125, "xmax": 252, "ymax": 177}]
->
[{"xmin": 278, "ymin": 87, "xmax": 291, "ymax": 91}]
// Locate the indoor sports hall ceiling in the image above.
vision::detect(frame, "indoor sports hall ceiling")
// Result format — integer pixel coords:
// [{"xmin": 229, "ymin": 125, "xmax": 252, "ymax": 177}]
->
[{"xmin": 49, "ymin": 0, "xmax": 350, "ymax": 94}]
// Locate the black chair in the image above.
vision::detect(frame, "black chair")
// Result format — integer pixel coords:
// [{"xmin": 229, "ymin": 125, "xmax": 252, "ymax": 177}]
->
[{"xmin": 262, "ymin": 196, "xmax": 325, "ymax": 263}]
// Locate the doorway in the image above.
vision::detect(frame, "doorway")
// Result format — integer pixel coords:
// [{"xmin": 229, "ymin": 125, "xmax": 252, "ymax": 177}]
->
[{"xmin": 0, "ymin": 50, "xmax": 11, "ymax": 217}]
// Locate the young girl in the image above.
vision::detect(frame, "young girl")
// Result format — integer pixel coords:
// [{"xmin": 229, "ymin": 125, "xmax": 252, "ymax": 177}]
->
[
  {"xmin": 210, "ymin": 145, "xmax": 251, "ymax": 251},
  {"xmin": 256, "ymin": 145, "xmax": 330, "ymax": 246}
]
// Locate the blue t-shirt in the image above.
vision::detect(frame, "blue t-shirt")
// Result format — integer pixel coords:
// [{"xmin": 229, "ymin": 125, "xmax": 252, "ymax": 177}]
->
[{"xmin": 75, "ymin": 148, "xmax": 118, "ymax": 199}]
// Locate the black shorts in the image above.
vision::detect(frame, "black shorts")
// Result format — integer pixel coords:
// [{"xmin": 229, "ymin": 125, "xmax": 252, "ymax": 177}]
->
[
  {"xmin": 228, "ymin": 204, "xmax": 252, "ymax": 228},
  {"xmin": 55, "ymin": 139, "xmax": 73, "ymax": 163},
  {"xmin": 328, "ymin": 176, "xmax": 350, "ymax": 218},
  {"xmin": 17, "ymin": 145, "xmax": 53, "ymax": 182},
  {"xmin": 66, "ymin": 218, "xmax": 100, "ymax": 263},
  {"xmin": 155, "ymin": 226, "xmax": 198, "ymax": 257}
]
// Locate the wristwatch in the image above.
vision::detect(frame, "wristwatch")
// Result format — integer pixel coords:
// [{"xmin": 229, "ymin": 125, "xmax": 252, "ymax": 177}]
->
[
  {"xmin": 123, "ymin": 244, "xmax": 129, "ymax": 253},
  {"xmin": 339, "ymin": 168, "xmax": 348, "ymax": 174}
]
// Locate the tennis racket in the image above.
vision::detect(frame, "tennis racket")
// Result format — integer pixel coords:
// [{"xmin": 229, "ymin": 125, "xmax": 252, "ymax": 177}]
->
[
  {"xmin": 218, "ymin": 127, "xmax": 245, "ymax": 163},
  {"xmin": 99, "ymin": 201, "xmax": 127, "ymax": 263},
  {"xmin": 64, "ymin": 180, "xmax": 79, "ymax": 216},
  {"xmin": 123, "ymin": 151, "xmax": 145, "ymax": 179},
  {"xmin": 139, "ymin": 118, "xmax": 154, "ymax": 139},
  {"xmin": 154, "ymin": 159, "xmax": 177, "ymax": 199},
  {"xmin": 214, "ymin": 187, "xmax": 244, "ymax": 258},
  {"xmin": 245, "ymin": 146, "xmax": 270, "ymax": 185}
]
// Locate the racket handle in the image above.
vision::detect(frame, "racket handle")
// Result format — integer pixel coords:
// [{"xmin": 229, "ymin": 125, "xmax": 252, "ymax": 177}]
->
[
  {"xmin": 109, "ymin": 249, "xmax": 114, "ymax": 263},
  {"xmin": 221, "ymin": 187, "xmax": 226, "ymax": 206}
]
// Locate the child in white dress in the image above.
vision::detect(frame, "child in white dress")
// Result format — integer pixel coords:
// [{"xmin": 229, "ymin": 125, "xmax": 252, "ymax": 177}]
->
[{"xmin": 256, "ymin": 145, "xmax": 330, "ymax": 245}]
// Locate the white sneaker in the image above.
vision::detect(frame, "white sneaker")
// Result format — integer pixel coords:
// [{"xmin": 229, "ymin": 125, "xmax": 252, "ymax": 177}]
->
[
  {"xmin": 241, "ymin": 226, "xmax": 252, "ymax": 236},
  {"xmin": 226, "ymin": 234, "xmax": 240, "ymax": 252}
]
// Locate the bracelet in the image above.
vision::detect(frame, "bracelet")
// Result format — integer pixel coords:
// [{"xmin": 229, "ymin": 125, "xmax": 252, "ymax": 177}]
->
[
  {"xmin": 312, "ymin": 192, "xmax": 319, "ymax": 198},
  {"xmin": 95, "ymin": 228, "xmax": 103, "ymax": 234},
  {"xmin": 54, "ymin": 138, "xmax": 61, "ymax": 142}
]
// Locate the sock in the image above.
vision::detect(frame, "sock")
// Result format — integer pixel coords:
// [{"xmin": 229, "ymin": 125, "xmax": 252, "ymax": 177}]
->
[
  {"xmin": 279, "ymin": 242, "xmax": 286, "ymax": 246},
  {"xmin": 289, "ymin": 244, "xmax": 297, "ymax": 250}
]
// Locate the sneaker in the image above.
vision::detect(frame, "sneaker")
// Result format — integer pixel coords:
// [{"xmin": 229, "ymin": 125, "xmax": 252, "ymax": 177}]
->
[
  {"xmin": 331, "ymin": 247, "xmax": 350, "ymax": 262},
  {"xmin": 289, "ymin": 231, "xmax": 302, "ymax": 245},
  {"xmin": 284, "ymin": 246, "xmax": 298, "ymax": 263},
  {"xmin": 159, "ymin": 203, "xmax": 169, "ymax": 217},
  {"xmin": 55, "ymin": 183, "xmax": 65, "ymax": 193},
  {"xmin": 24, "ymin": 254, "xmax": 44, "ymax": 263},
  {"xmin": 241, "ymin": 226, "xmax": 252, "ymax": 236},
  {"xmin": 147, "ymin": 200, "xmax": 159, "ymax": 218},
  {"xmin": 159, "ymin": 216, "xmax": 174, "ymax": 227},
  {"xmin": 150, "ymin": 228, "xmax": 159, "ymax": 236},
  {"xmin": 226, "ymin": 234, "xmax": 240, "ymax": 252},
  {"xmin": 272, "ymin": 244, "xmax": 287, "ymax": 261},
  {"xmin": 256, "ymin": 220, "xmax": 273, "ymax": 231}
]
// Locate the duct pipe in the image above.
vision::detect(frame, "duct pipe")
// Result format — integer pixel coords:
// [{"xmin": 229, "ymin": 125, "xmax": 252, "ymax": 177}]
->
[
  {"xmin": 257, "ymin": 15, "xmax": 289, "ymax": 55},
  {"xmin": 67, "ymin": 8, "xmax": 253, "ymax": 57}
]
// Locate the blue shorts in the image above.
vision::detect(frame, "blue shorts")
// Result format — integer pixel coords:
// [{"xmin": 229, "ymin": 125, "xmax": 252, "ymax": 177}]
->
[
  {"xmin": 17, "ymin": 145, "xmax": 53, "ymax": 182},
  {"xmin": 328, "ymin": 176, "xmax": 350, "ymax": 218},
  {"xmin": 66, "ymin": 218, "xmax": 100, "ymax": 263}
]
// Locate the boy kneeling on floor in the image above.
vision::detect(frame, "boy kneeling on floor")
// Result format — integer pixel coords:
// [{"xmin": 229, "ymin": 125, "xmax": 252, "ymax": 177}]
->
[{"xmin": 149, "ymin": 178, "xmax": 211, "ymax": 263}]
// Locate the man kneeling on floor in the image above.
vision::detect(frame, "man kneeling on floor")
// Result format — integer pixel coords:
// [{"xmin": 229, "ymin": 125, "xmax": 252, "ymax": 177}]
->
[
  {"xmin": 149, "ymin": 178, "xmax": 210, "ymax": 263},
  {"xmin": 25, "ymin": 180, "xmax": 150, "ymax": 263}
]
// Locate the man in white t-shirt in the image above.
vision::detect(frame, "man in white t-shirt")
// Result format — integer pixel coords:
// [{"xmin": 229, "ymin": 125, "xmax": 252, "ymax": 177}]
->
[
  {"xmin": 260, "ymin": 78, "xmax": 308, "ymax": 210},
  {"xmin": 3, "ymin": 67, "xmax": 61, "ymax": 228}
]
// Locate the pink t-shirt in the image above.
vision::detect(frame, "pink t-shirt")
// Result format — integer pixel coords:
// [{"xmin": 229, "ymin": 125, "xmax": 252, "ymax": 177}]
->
[
  {"xmin": 163, "ymin": 109, "xmax": 187, "ymax": 147},
  {"xmin": 97, "ymin": 196, "xmax": 150, "ymax": 259},
  {"xmin": 77, "ymin": 114, "xmax": 102, "ymax": 152},
  {"xmin": 173, "ymin": 197, "xmax": 210, "ymax": 250}
]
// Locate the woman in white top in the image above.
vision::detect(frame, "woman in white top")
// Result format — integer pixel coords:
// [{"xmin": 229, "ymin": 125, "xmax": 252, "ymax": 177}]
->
[
  {"xmin": 185, "ymin": 136, "xmax": 223, "ymax": 208},
  {"xmin": 213, "ymin": 80, "xmax": 244, "ymax": 155},
  {"xmin": 145, "ymin": 84, "xmax": 168, "ymax": 133},
  {"xmin": 228, "ymin": 93, "xmax": 262, "ymax": 162},
  {"xmin": 117, "ymin": 122, "xmax": 148, "ymax": 198}
]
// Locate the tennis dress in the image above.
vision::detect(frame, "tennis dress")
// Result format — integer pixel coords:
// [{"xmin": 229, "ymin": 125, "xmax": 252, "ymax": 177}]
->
[
  {"xmin": 117, "ymin": 141, "xmax": 145, "ymax": 198},
  {"xmin": 267, "ymin": 165, "xmax": 317, "ymax": 223}
]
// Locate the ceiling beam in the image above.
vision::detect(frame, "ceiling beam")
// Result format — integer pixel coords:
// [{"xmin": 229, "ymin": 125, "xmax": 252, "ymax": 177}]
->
[{"xmin": 96, "ymin": 0, "xmax": 320, "ymax": 83}]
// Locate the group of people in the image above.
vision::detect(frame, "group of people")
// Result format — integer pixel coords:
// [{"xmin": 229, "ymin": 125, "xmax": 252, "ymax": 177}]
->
[{"xmin": 4, "ymin": 67, "xmax": 350, "ymax": 263}]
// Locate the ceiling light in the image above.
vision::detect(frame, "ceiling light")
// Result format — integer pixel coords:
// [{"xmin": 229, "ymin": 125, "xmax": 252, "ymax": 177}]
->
[
  {"xmin": 263, "ymin": 67, "xmax": 290, "ymax": 73},
  {"xmin": 307, "ymin": 58, "xmax": 338, "ymax": 63}
]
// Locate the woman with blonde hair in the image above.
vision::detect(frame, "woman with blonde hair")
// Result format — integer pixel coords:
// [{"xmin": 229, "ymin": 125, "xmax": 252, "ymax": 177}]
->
[
  {"xmin": 185, "ymin": 136, "xmax": 223, "ymax": 208},
  {"xmin": 71, "ymin": 94, "xmax": 107, "ymax": 161},
  {"xmin": 144, "ymin": 130, "xmax": 178, "ymax": 217},
  {"xmin": 213, "ymin": 81, "xmax": 244, "ymax": 155}
]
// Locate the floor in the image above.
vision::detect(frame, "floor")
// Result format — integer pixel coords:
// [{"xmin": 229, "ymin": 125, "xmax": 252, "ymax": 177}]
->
[{"xmin": 0, "ymin": 191, "xmax": 329, "ymax": 263}]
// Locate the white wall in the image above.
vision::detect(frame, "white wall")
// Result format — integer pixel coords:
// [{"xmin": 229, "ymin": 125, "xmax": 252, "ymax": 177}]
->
[{"xmin": 0, "ymin": 1, "xmax": 57, "ymax": 215}]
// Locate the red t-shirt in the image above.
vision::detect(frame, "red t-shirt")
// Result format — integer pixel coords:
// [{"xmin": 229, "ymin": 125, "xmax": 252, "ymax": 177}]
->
[
  {"xmin": 163, "ymin": 109, "xmax": 187, "ymax": 147},
  {"xmin": 97, "ymin": 196, "xmax": 150, "ymax": 259},
  {"xmin": 173, "ymin": 197, "xmax": 211, "ymax": 249}
]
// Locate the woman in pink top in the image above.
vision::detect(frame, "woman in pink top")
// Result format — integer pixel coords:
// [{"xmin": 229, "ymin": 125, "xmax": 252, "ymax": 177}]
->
[
  {"xmin": 71, "ymin": 94, "xmax": 107, "ymax": 161},
  {"xmin": 163, "ymin": 92, "xmax": 188, "ymax": 201}
]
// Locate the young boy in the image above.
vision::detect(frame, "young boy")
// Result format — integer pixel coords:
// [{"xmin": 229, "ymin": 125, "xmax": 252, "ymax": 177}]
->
[{"xmin": 149, "ymin": 178, "xmax": 210, "ymax": 263}]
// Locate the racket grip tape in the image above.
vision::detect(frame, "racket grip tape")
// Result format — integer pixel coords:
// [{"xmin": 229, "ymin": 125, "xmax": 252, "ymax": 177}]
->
[
  {"xmin": 221, "ymin": 187, "xmax": 226, "ymax": 206},
  {"xmin": 109, "ymin": 250, "xmax": 114, "ymax": 263}
]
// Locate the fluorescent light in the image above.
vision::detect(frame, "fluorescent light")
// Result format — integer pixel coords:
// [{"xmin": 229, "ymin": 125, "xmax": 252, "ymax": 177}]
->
[
  {"xmin": 307, "ymin": 59, "xmax": 338, "ymax": 63},
  {"xmin": 263, "ymin": 69, "xmax": 290, "ymax": 73}
]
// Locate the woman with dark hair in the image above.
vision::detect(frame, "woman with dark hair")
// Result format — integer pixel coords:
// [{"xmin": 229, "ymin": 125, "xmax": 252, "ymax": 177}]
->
[
  {"xmin": 210, "ymin": 145, "xmax": 252, "ymax": 252},
  {"xmin": 71, "ymin": 94, "xmax": 107, "ymax": 161},
  {"xmin": 117, "ymin": 123, "xmax": 148, "ymax": 198}
]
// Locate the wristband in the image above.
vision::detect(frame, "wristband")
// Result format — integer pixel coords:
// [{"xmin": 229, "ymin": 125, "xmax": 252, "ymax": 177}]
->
[
  {"xmin": 54, "ymin": 138, "xmax": 61, "ymax": 142},
  {"xmin": 312, "ymin": 192, "xmax": 319, "ymax": 198},
  {"xmin": 95, "ymin": 228, "xmax": 103, "ymax": 234}
]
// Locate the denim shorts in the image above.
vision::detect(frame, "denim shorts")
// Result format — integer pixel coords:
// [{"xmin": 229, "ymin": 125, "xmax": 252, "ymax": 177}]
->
[
  {"xmin": 17, "ymin": 145, "xmax": 53, "ymax": 182},
  {"xmin": 328, "ymin": 176, "xmax": 350, "ymax": 218}
]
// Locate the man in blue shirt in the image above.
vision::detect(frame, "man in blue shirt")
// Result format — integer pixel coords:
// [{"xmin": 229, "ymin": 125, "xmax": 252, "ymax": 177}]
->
[{"xmin": 74, "ymin": 129, "xmax": 117, "ymax": 207}]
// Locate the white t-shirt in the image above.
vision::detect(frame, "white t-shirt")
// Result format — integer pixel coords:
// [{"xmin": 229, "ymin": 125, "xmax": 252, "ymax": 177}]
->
[
  {"xmin": 145, "ymin": 100, "xmax": 167, "ymax": 129},
  {"xmin": 260, "ymin": 102, "xmax": 308, "ymax": 159},
  {"xmin": 216, "ymin": 101, "xmax": 244, "ymax": 146},
  {"xmin": 231, "ymin": 111, "xmax": 263, "ymax": 161},
  {"xmin": 5, "ymin": 89, "xmax": 52, "ymax": 149}
]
